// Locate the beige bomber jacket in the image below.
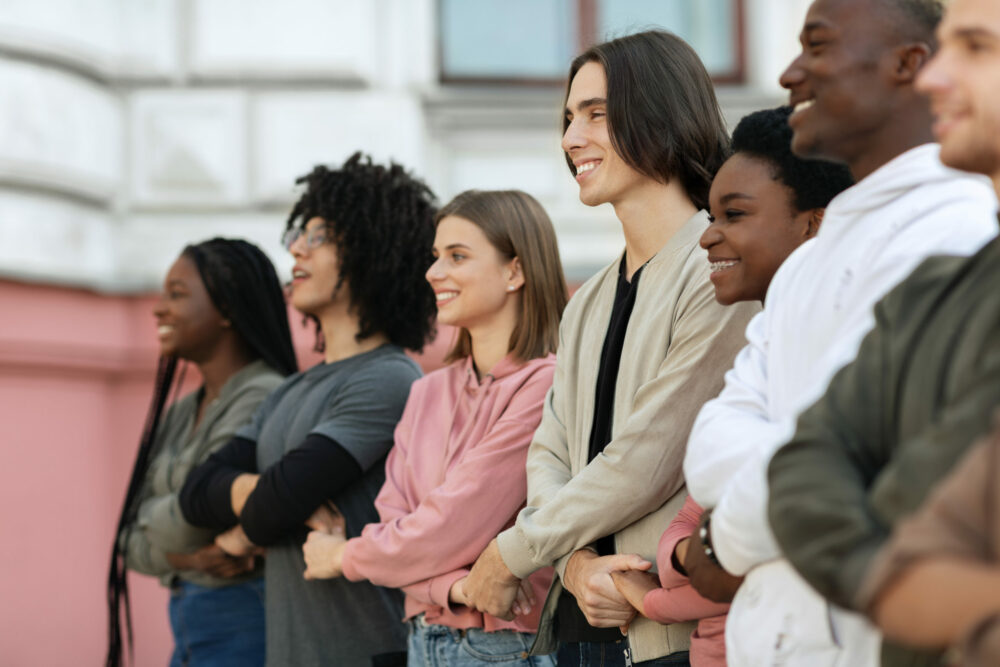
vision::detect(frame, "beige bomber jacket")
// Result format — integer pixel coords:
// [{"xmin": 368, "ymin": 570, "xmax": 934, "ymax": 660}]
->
[{"xmin": 495, "ymin": 211, "xmax": 759, "ymax": 661}]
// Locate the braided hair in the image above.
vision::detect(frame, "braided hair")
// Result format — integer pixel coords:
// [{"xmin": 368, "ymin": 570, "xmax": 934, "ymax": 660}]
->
[
  {"xmin": 286, "ymin": 151, "xmax": 438, "ymax": 352},
  {"xmin": 106, "ymin": 238, "xmax": 296, "ymax": 667}
]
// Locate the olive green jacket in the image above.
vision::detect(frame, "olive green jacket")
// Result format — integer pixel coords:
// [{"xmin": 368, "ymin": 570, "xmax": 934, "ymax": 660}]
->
[{"xmin": 768, "ymin": 235, "xmax": 1000, "ymax": 667}]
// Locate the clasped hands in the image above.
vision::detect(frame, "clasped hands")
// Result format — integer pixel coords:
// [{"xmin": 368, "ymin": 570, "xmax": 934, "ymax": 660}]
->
[{"xmin": 462, "ymin": 542, "xmax": 650, "ymax": 628}]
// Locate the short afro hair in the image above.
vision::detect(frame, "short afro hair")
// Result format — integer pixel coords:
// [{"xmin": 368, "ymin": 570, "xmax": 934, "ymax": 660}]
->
[
  {"xmin": 286, "ymin": 151, "xmax": 438, "ymax": 352},
  {"xmin": 877, "ymin": 0, "xmax": 944, "ymax": 50},
  {"xmin": 731, "ymin": 106, "xmax": 854, "ymax": 212}
]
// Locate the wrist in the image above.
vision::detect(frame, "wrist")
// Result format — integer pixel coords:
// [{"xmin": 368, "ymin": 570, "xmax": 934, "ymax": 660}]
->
[
  {"xmin": 698, "ymin": 511, "xmax": 722, "ymax": 568},
  {"xmin": 565, "ymin": 548, "xmax": 598, "ymax": 595}
]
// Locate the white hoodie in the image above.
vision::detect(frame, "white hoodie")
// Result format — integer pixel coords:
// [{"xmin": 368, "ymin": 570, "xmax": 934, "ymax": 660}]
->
[{"xmin": 683, "ymin": 144, "xmax": 998, "ymax": 667}]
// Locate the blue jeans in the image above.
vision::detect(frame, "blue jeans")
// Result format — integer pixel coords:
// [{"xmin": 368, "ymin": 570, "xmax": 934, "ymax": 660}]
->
[
  {"xmin": 557, "ymin": 640, "xmax": 690, "ymax": 667},
  {"xmin": 168, "ymin": 578, "xmax": 266, "ymax": 667},
  {"xmin": 407, "ymin": 615, "xmax": 556, "ymax": 666}
]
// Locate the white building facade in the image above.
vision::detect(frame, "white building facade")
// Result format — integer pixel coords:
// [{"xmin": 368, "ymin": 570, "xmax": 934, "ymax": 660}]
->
[{"xmin": 0, "ymin": 0, "xmax": 812, "ymax": 289}]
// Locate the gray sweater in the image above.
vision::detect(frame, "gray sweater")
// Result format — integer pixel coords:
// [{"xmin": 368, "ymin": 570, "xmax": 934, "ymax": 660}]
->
[{"xmin": 124, "ymin": 360, "xmax": 283, "ymax": 587}]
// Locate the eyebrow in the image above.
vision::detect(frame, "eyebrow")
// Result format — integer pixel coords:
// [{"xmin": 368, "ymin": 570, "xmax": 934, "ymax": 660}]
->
[
  {"xmin": 443, "ymin": 243, "xmax": 472, "ymax": 251},
  {"xmin": 952, "ymin": 27, "xmax": 1000, "ymax": 43},
  {"xmin": 565, "ymin": 97, "xmax": 607, "ymax": 116},
  {"xmin": 166, "ymin": 279, "xmax": 185, "ymax": 288},
  {"xmin": 720, "ymin": 192, "xmax": 755, "ymax": 204}
]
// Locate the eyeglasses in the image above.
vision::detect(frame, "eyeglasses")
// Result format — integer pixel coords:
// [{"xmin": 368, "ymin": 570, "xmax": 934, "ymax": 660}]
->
[{"xmin": 282, "ymin": 226, "xmax": 331, "ymax": 251}]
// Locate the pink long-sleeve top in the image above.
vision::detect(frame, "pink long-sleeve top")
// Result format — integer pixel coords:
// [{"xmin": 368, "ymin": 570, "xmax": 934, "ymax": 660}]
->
[
  {"xmin": 642, "ymin": 496, "xmax": 730, "ymax": 667},
  {"xmin": 341, "ymin": 353, "xmax": 555, "ymax": 633}
]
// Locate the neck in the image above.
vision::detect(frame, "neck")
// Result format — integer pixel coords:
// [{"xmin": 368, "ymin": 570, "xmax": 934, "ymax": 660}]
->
[
  {"xmin": 612, "ymin": 180, "xmax": 698, "ymax": 279},
  {"xmin": 319, "ymin": 307, "xmax": 388, "ymax": 363},
  {"xmin": 847, "ymin": 106, "xmax": 935, "ymax": 182},
  {"xmin": 467, "ymin": 301, "xmax": 519, "ymax": 379},
  {"xmin": 196, "ymin": 341, "xmax": 252, "ymax": 403}
]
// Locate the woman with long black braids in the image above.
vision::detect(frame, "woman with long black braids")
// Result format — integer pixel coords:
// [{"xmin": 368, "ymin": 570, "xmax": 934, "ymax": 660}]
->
[{"xmin": 107, "ymin": 238, "xmax": 297, "ymax": 667}]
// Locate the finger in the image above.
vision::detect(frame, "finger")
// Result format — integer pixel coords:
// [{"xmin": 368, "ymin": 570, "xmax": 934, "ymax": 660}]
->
[
  {"xmin": 619, "ymin": 623, "xmax": 629, "ymax": 636},
  {"xmin": 606, "ymin": 554, "xmax": 652, "ymax": 572}
]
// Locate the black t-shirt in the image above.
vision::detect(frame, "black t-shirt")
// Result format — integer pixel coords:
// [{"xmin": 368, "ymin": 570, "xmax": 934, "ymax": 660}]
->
[{"xmin": 558, "ymin": 257, "xmax": 645, "ymax": 643}]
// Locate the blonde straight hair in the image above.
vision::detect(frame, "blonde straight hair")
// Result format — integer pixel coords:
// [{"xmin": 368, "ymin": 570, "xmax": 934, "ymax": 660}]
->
[{"xmin": 436, "ymin": 190, "xmax": 568, "ymax": 363}]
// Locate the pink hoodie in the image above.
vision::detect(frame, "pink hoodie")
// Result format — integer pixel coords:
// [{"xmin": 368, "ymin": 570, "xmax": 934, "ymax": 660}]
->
[
  {"xmin": 341, "ymin": 354, "xmax": 555, "ymax": 632},
  {"xmin": 642, "ymin": 496, "xmax": 729, "ymax": 667}
]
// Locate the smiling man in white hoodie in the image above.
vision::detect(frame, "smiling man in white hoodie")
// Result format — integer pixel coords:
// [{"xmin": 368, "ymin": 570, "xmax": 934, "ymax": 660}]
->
[{"xmin": 681, "ymin": 0, "xmax": 998, "ymax": 665}]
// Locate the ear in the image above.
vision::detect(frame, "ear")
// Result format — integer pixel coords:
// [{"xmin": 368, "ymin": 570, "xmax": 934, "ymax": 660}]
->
[
  {"xmin": 804, "ymin": 208, "xmax": 824, "ymax": 239},
  {"xmin": 892, "ymin": 43, "xmax": 932, "ymax": 84},
  {"xmin": 793, "ymin": 208, "xmax": 823, "ymax": 240},
  {"xmin": 506, "ymin": 257, "xmax": 525, "ymax": 293}
]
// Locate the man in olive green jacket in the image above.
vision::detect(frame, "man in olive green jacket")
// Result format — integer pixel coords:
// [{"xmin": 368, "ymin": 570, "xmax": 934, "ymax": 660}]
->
[{"xmin": 767, "ymin": 3, "xmax": 1000, "ymax": 665}]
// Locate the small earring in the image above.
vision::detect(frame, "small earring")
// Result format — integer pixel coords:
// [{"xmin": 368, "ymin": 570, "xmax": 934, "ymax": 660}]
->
[{"xmin": 507, "ymin": 286, "xmax": 515, "ymax": 292}]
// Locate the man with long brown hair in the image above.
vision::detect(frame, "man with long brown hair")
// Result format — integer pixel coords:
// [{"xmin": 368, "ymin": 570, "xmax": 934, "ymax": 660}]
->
[{"xmin": 464, "ymin": 30, "xmax": 758, "ymax": 666}]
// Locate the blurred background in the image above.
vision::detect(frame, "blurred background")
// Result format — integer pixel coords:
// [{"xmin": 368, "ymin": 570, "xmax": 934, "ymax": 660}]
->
[{"xmin": 0, "ymin": 0, "xmax": 810, "ymax": 664}]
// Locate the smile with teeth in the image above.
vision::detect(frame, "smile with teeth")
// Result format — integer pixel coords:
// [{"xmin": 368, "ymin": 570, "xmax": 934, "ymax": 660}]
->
[
  {"xmin": 710, "ymin": 260, "xmax": 739, "ymax": 272},
  {"xmin": 576, "ymin": 161, "xmax": 599, "ymax": 176},
  {"xmin": 793, "ymin": 99, "xmax": 815, "ymax": 114},
  {"xmin": 157, "ymin": 325, "xmax": 174, "ymax": 337},
  {"xmin": 436, "ymin": 291, "xmax": 458, "ymax": 303}
]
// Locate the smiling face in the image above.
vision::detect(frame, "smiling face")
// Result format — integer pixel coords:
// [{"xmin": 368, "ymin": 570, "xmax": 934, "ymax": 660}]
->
[
  {"xmin": 561, "ymin": 61, "xmax": 651, "ymax": 208},
  {"xmin": 780, "ymin": 0, "xmax": 897, "ymax": 164},
  {"xmin": 700, "ymin": 153, "xmax": 818, "ymax": 304},
  {"xmin": 426, "ymin": 215, "xmax": 523, "ymax": 333},
  {"xmin": 287, "ymin": 216, "xmax": 345, "ymax": 319},
  {"xmin": 153, "ymin": 253, "xmax": 228, "ymax": 361},
  {"xmin": 916, "ymin": 0, "xmax": 1000, "ymax": 181}
]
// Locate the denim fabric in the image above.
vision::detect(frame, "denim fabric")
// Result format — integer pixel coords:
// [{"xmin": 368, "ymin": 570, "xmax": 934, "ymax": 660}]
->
[
  {"xmin": 168, "ymin": 578, "xmax": 266, "ymax": 667},
  {"xmin": 556, "ymin": 640, "xmax": 691, "ymax": 667},
  {"xmin": 407, "ymin": 616, "xmax": 555, "ymax": 666}
]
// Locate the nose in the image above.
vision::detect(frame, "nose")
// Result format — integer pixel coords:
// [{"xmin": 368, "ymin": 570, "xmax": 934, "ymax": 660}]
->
[
  {"xmin": 915, "ymin": 50, "xmax": 949, "ymax": 97},
  {"xmin": 700, "ymin": 220, "xmax": 724, "ymax": 251},
  {"xmin": 152, "ymin": 294, "xmax": 168, "ymax": 319},
  {"xmin": 425, "ymin": 256, "xmax": 446, "ymax": 284},
  {"xmin": 561, "ymin": 117, "xmax": 586, "ymax": 155},
  {"xmin": 779, "ymin": 52, "xmax": 806, "ymax": 91},
  {"xmin": 289, "ymin": 233, "xmax": 308, "ymax": 259}
]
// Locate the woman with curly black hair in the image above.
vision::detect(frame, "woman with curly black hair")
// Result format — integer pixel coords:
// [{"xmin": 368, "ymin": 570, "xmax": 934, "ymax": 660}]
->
[
  {"xmin": 179, "ymin": 152, "xmax": 437, "ymax": 666},
  {"xmin": 106, "ymin": 238, "xmax": 297, "ymax": 667}
]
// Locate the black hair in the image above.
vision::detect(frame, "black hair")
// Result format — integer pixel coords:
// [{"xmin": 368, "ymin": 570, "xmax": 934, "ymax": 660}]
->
[
  {"xmin": 877, "ymin": 0, "xmax": 944, "ymax": 49},
  {"xmin": 564, "ymin": 30, "xmax": 730, "ymax": 211},
  {"xmin": 731, "ymin": 106, "xmax": 855, "ymax": 211},
  {"xmin": 106, "ymin": 238, "xmax": 297, "ymax": 667},
  {"xmin": 285, "ymin": 151, "xmax": 438, "ymax": 352}
]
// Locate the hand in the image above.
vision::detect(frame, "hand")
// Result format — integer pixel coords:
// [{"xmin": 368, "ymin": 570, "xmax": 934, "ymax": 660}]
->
[
  {"xmin": 610, "ymin": 569, "xmax": 659, "ymax": 616},
  {"xmin": 302, "ymin": 530, "xmax": 347, "ymax": 580},
  {"xmin": 214, "ymin": 525, "xmax": 262, "ymax": 558},
  {"xmin": 230, "ymin": 473, "xmax": 259, "ymax": 517},
  {"xmin": 306, "ymin": 502, "xmax": 346, "ymax": 535},
  {"xmin": 512, "ymin": 578, "xmax": 537, "ymax": 617},
  {"xmin": 563, "ymin": 550, "xmax": 651, "ymax": 628},
  {"xmin": 166, "ymin": 544, "xmax": 255, "ymax": 578},
  {"xmin": 463, "ymin": 539, "xmax": 522, "ymax": 620},
  {"xmin": 683, "ymin": 533, "xmax": 743, "ymax": 603}
]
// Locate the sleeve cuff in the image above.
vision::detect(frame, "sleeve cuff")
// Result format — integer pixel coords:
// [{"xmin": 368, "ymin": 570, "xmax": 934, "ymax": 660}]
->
[
  {"xmin": 340, "ymin": 539, "xmax": 364, "ymax": 582},
  {"xmin": 495, "ymin": 526, "xmax": 541, "ymax": 580},
  {"xmin": 429, "ymin": 569, "xmax": 471, "ymax": 611}
]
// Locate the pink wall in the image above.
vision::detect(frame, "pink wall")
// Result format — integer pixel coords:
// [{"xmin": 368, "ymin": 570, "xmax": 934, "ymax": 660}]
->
[{"xmin": 0, "ymin": 279, "xmax": 453, "ymax": 666}]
